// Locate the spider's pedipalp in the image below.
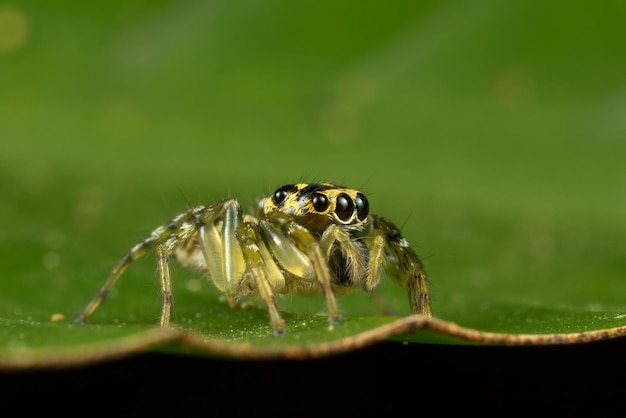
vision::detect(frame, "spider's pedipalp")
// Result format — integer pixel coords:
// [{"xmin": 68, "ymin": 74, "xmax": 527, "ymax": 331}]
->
[
  {"xmin": 363, "ymin": 227, "xmax": 387, "ymax": 292},
  {"xmin": 318, "ymin": 224, "xmax": 368, "ymax": 288}
]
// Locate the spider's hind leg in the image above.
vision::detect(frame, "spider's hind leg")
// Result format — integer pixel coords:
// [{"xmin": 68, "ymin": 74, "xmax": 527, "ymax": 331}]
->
[
  {"xmin": 75, "ymin": 206, "xmax": 202, "ymax": 326},
  {"xmin": 74, "ymin": 243, "xmax": 149, "ymax": 324}
]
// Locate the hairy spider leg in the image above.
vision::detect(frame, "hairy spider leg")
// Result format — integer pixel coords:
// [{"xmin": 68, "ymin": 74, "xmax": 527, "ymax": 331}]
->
[
  {"xmin": 196, "ymin": 200, "xmax": 247, "ymax": 293},
  {"xmin": 194, "ymin": 200, "xmax": 286, "ymax": 334},
  {"xmin": 260, "ymin": 211, "xmax": 341, "ymax": 325},
  {"xmin": 237, "ymin": 222, "xmax": 286, "ymax": 335},
  {"xmin": 318, "ymin": 224, "xmax": 368, "ymax": 286},
  {"xmin": 74, "ymin": 206, "xmax": 205, "ymax": 325},
  {"xmin": 363, "ymin": 224, "xmax": 387, "ymax": 292},
  {"xmin": 369, "ymin": 215, "xmax": 432, "ymax": 318}
]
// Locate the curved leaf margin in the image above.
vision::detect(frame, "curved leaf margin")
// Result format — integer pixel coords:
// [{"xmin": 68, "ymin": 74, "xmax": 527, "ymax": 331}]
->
[{"xmin": 3, "ymin": 315, "xmax": 626, "ymax": 371}]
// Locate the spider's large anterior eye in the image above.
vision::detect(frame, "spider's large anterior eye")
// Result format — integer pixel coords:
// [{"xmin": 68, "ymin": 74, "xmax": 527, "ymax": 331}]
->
[
  {"xmin": 355, "ymin": 193, "xmax": 369, "ymax": 220},
  {"xmin": 312, "ymin": 193, "xmax": 330, "ymax": 212},
  {"xmin": 335, "ymin": 193, "xmax": 354, "ymax": 221},
  {"xmin": 273, "ymin": 189, "xmax": 288, "ymax": 205},
  {"xmin": 272, "ymin": 184, "xmax": 296, "ymax": 205}
]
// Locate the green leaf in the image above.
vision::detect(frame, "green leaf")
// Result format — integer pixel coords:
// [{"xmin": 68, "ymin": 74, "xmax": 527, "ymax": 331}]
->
[{"xmin": 1, "ymin": 0, "xmax": 626, "ymax": 369}]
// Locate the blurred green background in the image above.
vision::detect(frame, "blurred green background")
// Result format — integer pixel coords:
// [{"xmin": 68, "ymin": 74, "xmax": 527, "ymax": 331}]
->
[{"xmin": 1, "ymin": 0, "xmax": 626, "ymax": 342}]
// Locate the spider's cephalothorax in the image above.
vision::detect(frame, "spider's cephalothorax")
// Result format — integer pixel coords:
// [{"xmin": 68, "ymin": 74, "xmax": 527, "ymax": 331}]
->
[
  {"xmin": 263, "ymin": 183, "xmax": 370, "ymax": 233},
  {"xmin": 75, "ymin": 183, "xmax": 432, "ymax": 335}
]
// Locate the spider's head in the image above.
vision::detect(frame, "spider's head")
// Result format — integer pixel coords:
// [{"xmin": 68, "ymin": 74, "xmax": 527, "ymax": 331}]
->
[{"xmin": 263, "ymin": 183, "xmax": 369, "ymax": 233}]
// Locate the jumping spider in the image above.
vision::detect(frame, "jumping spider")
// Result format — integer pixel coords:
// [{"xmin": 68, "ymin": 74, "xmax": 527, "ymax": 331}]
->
[{"xmin": 75, "ymin": 183, "xmax": 432, "ymax": 335}]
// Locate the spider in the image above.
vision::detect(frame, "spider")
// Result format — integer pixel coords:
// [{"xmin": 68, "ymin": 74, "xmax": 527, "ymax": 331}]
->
[{"xmin": 75, "ymin": 183, "xmax": 432, "ymax": 335}]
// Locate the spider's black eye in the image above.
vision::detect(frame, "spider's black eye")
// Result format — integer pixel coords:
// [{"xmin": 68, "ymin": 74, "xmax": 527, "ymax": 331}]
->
[
  {"xmin": 311, "ymin": 193, "xmax": 330, "ymax": 212},
  {"xmin": 272, "ymin": 184, "xmax": 296, "ymax": 205},
  {"xmin": 355, "ymin": 193, "xmax": 369, "ymax": 221},
  {"xmin": 273, "ymin": 189, "xmax": 288, "ymax": 205},
  {"xmin": 335, "ymin": 193, "xmax": 354, "ymax": 221}
]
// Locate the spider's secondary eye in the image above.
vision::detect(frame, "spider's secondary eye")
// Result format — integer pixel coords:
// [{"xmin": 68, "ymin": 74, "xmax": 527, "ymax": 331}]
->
[
  {"xmin": 272, "ymin": 184, "xmax": 296, "ymax": 205},
  {"xmin": 335, "ymin": 193, "xmax": 354, "ymax": 221},
  {"xmin": 355, "ymin": 193, "xmax": 369, "ymax": 220},
  {"xmin": 312, "ymin": 193, "xmax": 330, "ymax": 212}
]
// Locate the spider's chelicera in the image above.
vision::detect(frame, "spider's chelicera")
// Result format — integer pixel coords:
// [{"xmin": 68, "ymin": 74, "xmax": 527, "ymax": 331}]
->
[{"xmin": 75, "ymin": 183, "xmax": 432, "ymax": 335}]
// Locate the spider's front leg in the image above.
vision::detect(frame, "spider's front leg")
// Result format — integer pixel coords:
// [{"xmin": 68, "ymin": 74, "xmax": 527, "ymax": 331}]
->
[
  {"xmin": 237, "ymin": 222, "xmax": 286, "ymax": 335},
  {"xmin": 261, "ymin": 212, "xmax": 341, "ymax": 325},
  {"xmin": 366, "ymin": 215, "xmax": 432, "ymax": 318},
  {"xmin": 185, "ymin": 200, "xmax": 286, "ymax": 334}
]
